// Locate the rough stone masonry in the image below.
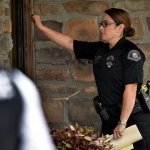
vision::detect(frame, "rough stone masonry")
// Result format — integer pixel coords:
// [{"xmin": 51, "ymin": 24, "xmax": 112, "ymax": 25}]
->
[
  {"xmin": 0, "ymin": 0, "xmax": 150, "ymax": 131},
  {"xmin": 34, "ymin": 0, "xmax": 150, "ymax": 131}
]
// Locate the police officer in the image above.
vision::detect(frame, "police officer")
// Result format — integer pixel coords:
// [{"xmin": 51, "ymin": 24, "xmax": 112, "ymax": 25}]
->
[{"xmin": 32, "ymin": 8, "xmax": 150, "ymax": 149}]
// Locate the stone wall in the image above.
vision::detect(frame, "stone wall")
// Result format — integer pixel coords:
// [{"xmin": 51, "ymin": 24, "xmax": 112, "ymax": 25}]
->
[
  {"xmin": 0, "ymin": 0, "xmax": 12, "ymax": 68},
  {"xmin": 1, "ymin": 0, "xmax": 149, "ymax": 131},
  {"xmin": 34, "ymin": 0, "xmax": 150, "ymax": 131}
]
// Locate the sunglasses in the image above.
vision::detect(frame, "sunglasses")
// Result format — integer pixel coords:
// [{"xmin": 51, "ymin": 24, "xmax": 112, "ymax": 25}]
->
[{"xmin": 98, "ymin": 21, "xmax": 117, "ymax": 28}]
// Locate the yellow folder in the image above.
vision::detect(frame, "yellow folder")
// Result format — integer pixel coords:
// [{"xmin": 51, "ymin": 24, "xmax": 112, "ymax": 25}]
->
[{"xmin": 110, "ymin": 125, "xmax": 143, "ymax": 150}]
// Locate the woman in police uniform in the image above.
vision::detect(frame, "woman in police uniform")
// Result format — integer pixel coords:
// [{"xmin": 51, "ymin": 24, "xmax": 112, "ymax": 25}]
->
[{"xmin": 32, "ymin": 8, "xmax": 150, "ymax": 149}]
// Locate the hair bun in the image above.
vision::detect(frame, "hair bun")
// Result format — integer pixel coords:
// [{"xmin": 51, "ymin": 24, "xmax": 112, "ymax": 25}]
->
[{"xmin": 125, "ymin": 27, "xmax": 135, "ymax": 37}]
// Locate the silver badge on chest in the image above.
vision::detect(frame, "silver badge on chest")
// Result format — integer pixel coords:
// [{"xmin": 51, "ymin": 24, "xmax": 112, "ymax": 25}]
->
[{"xmin": 106, "ymin": 55, "xmax": 114, "ymax": 68}]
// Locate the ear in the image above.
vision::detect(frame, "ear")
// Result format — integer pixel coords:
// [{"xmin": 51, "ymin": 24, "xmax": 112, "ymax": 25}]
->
[{"xmin": 117, "ymin": 24, "xmax": 125, "ymax": 32}]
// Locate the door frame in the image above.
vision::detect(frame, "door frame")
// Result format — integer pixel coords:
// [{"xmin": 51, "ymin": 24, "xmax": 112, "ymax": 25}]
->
[{"xmin": 11, "ymin": 0, "xmax": 35, "ymax": 81}]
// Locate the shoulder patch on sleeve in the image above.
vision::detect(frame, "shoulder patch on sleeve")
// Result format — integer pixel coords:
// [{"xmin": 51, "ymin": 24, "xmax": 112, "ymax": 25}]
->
[{"xmin": 127, "ymin": 50, "xmax": 141, "ymax": 61}]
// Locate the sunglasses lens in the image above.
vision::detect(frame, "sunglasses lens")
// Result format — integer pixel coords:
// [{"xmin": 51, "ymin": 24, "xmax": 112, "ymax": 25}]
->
[
  {"xmin": 98, "ymin": 21, "xmax": 117, "ymax": 28},
  {"xmin": 100, "ymin": 22, "xmax": 107, "ymax": 27}
]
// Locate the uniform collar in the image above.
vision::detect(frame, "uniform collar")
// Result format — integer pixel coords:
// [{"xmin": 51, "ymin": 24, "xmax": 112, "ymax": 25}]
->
[{"xmin": 109, "ymin": 37, "xmax": 126, "ymax": 51}]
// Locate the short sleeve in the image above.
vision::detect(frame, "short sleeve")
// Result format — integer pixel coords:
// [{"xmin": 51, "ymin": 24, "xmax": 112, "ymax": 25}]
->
[
  {"xmin": 122, "ymin": 49, "xmax": 145, "ymax": 84},
  {"xmin": 73, "ymin": 40, "xmax": 104, "ymax": 60}
]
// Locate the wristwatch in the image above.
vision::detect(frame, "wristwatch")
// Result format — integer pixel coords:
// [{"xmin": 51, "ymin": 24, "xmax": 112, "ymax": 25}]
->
[{"xmin": 118, "ymin": 120, "xmax": 127, "ymax": 126}]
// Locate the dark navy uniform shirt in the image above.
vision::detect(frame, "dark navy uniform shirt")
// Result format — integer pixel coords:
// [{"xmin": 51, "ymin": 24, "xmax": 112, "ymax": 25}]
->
[{"xmin": 73, "ymin": 38, "xmax": 145, "ymax": 108}]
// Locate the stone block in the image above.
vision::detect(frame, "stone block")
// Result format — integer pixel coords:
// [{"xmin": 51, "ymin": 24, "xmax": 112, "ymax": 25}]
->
[
  {"xmin": 0, "ymin": 6, "xmax": 4, "ymax": 16},
  {"xmin": 146, "ymin": 17, "xmax": 150, "ymax": 32},
  {"xmin": 5, "ymin": 7, "xmax": 9, "ymax": 16},
  {"xmin": 0, "ymin": 22, "xmax": 3, "ymax": 34},
  {"xmin": 143, "ymin": 59, "xmax": 150, "ymax": 82},
  {"xmin": 63, "ymin": 0, "xmax": 109, "ymax": 16},
  {"xmin": 115, "ymin": 0, "xmax": 149, "ymax": 11},
  {"xmin": 65, "ymin": 18, "xmax": 100, "ymax": 41},
  {"xmin": 72, "ymin": 67, "xmax": 95, "ymax": 82},
  {"xmin": 138, "ymin": 43, "xmax": 150, "ymax": 81},
  {"xmin": 36, "ymin": 47, "xmax": 72, "ymax": 65},
  {"xmin": 34, "ymin": 4, "xmax": 41, "ymax": 15},
  {"xmin": 38, "ymin": 84, "xmax": 77, "ymax": 94},
  {"xmin": 0, "ymin": 55, "xmax": 10, "ymax": 68},
  {"xmin": 0, "ymin": 34, "xmax": 12, "ymax": 54},
  {"xmin": 129, "ymin": 17, "xmax": 143, "ymax": 40},
  {"xmin": 36, "ymin": 68, "xmax": 68, "ymax": 80},
  {"xmin": 138, "ymin": 43, "xmax": 150, "ymax": 58},
  {"xmin": 83, "ymin": 86, "xmax": 97, "ymax": 94},
  {"xmin": 40, "ymin": 4, "xmax": 63, "ymax": 16},
  {"xmin": 42, "ymin": 99, "xmax": 64, "ymax": 123},
  {"xmin": 68, "ymin": 97, "xmax": 101, "ymax": 131},
  {"xmin": 34, "ymin": 20, "xmax": 63, "ymax": 41},
  {"xmin": 3, "ymin": 18, "xmax": 11, "ymax": 32}
]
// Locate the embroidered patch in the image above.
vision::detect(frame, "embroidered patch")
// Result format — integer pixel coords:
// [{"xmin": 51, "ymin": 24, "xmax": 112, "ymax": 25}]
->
[
  {"xmin": 107, "ymin": 55, "xmax": 114, "ymax": 61},
  {"xmin": 127, "ymin": 50, "xmax": 141, "ymax": 61},
  {"xmin": 106, "ymin": 61, "xmax": 113, "ymax": 68}
]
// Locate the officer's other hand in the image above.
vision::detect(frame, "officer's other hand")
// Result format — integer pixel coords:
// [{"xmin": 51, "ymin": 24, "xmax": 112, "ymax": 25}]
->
[{"xmin": 113, "ymin": 124, "xmax": 126, "ymax": 139}]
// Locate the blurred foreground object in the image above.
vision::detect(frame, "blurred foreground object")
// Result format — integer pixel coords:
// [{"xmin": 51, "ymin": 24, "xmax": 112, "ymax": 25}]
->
[{"xmin": 0, "ymin": 68, "xmax": 56, "ymax": 150}]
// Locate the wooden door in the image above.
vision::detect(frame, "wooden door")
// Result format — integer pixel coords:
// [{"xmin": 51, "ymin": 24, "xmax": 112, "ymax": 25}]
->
[{"xmin": 11, "ymin": 0, "xmax": 35, "ymax": 81}]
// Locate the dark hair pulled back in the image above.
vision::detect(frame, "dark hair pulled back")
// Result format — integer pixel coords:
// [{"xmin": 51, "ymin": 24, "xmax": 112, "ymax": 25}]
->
[{"xmin": 105, "ymin": 8, "xmax": 135, "ymax": 37}]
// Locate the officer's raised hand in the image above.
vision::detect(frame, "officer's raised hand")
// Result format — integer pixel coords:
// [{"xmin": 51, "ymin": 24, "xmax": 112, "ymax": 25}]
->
[
  {"xmin": 32, "ymin": 15, "xmax": 73, "ymax": 51},
  {"xmin": 32, "ymin": 15, "xmax": 43, "ymax": 30}
]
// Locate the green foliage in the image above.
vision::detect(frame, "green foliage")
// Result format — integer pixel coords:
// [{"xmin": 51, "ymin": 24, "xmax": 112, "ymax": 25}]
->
[{"xmin": 51, "ymin": 124, "xmax": 113, "ymax": 150}]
